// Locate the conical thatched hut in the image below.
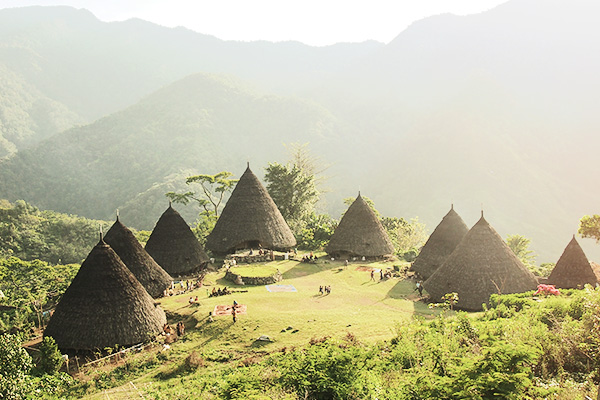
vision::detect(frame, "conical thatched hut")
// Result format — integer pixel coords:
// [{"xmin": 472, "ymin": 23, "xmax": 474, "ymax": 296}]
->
[
  {"xmin": 547, "ymin": 236, "xmax": 598, "ymax": 289},
  {"xmin": 44, "ymin": 239, "xmax": 167, "ymax": 351},
  {"xmin": 326, "ymin": 194, "xmax": 394, "ymax": 259},
  {"xmin": 145, "ymin": 204, "xmax": 209, "ymax": 276},
  {"xmin": 205, "ymin": 165, "xmax": 296, "ymax": 254},
  {"xmin": 423, "ymin": 213, "xmax": 538, "ymax": 311},
  {"xmin": 104, "ymin": 216, "xmax": 173, "ymax": 298},
  {"xmin": 411, "ymin": 205, "xmax": 469, "ymax": 280}
]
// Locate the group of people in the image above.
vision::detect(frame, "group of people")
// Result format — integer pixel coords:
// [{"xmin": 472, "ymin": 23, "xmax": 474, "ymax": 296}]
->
[
  {"xmin": 318, "ymin": 285, "xmax": 332, "ymax": 295},
  {"xmin": 162, "ymin": 321, "xmax": 185, "ymax": 341},
  {"xmin": 188, "ymin": 296, "xmax": 199, "ymax": 305},
  {"xmin": 210, "ymin": 286, "xmax": 231, "ymax": 297},
  {"xmin": 301, "ymin": 252, "xmax": 318, "ymax": 263},
  {"xmin": 370, "ymin": 269, "xmax": 393, "ymax": 281},
  {"xmin": 163, "ymin": 279, "xmax": 201, "ymax": 297}
]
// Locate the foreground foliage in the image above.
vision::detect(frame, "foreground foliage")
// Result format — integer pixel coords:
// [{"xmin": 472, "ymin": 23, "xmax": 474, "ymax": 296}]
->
[
  {"xmin": 69, "ymin": 287, "xmax": 600, "ymax": 399},
  {"xmin": 0, "ymin": 333, "xmax": 73, "ymax": 399}
]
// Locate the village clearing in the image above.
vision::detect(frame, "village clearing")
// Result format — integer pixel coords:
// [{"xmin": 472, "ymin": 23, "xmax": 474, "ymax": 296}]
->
[{"xmin": 79, "ymin": 256, "xmax": 434, "ymax": 398}]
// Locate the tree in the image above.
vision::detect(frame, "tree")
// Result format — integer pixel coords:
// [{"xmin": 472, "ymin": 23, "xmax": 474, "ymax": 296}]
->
[
  {"xmin": 37, "ymin": 337, "xmax": 64, "ymax": 374},
  {"xmin": 296, "ymin": 213, "xmax": 337, "ymax": 250},
  {"xmin": 381, "ymin": 217, "xmax": 427, "ymax": 261},
  {"xmin": 165, "ymin": 171, "xmax": 238, "ymax": 218},
  {"xmin": 265, "ymin": 163, "xmax": 318, "ymax": 232},
  {"xmin": 579, "ymin": 215, "xmax": 600, "ymax": 242},
  {"xmin": 0, "ymin": 333, "xmax": 33, "ymax": 399},
  {"xmin": 166, "ymin": 171, "xmax": 238, "ymax": 244},
  {"xmin": 264, "ymin": 143, "xmax": 324, "ymax": 234},
  {"xmin": 506, "ymin": 234, "xmax": 537, "ymax": 267}
]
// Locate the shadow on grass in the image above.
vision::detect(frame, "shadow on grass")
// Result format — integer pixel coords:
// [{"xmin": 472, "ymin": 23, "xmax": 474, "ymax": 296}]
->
[
  {"xmin": 282, "ymin": 260, "xmax": 344, "ymax": 280},
  {"xmin": 386, "ymin": 279, "xmax": 415, "ymax": 299}
]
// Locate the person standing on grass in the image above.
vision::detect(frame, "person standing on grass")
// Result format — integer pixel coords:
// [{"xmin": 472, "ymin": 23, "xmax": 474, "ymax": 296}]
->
[
  {"xmin": 370, "ymin": 270, "xmax": 375, "ymax": 281},
  {"xmin": 380, "ymin": 269, "xmax": 383, "ymax": 281},
  {"xmin": 232, "ymin": 306, "xmax": 237, "ymax": 323}
]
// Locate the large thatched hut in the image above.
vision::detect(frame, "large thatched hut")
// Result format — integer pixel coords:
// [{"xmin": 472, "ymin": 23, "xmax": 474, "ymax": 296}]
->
[
  {"xmin": 326, "ymin": 194, "xmax": 394, "ymax": 259},
  {"xmin": 411, "ymin": 205, "xmax": 469, "ymax": 280},
  {"xmin": 547, "ymin": 236, "xmax": 598, "ymax": 289},
  {"xmin": 205, "ymin": 165, "xmax": 296, "ymax": 254},
  {"xmin": 44, "ymin": 239, "xmax": 167, "ymax": 351},
  {"xmin": 423, "ymin": 213, "xmax": 538, "ymax": 311},
  {"xmin": 145, "ymin": 204, "xmax": 209, "ymax": 276},
  {"xmin": 104, "ymin": 216, "xmax": 173, "ymax": 298}
]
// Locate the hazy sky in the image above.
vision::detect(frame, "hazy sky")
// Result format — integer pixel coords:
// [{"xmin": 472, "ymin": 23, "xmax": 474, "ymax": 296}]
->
[{"xmin": 0, "ymin": 0, "xmax": 509, "ymax": 46}]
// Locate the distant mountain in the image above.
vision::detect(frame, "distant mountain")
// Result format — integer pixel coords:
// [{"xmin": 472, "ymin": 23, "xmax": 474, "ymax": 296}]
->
[
  {"xmin": 0, "ymin": 73, "xmax": 340, "ymax": 228},
  {"xmin": 0, "ymin": 0, "xmax": 599, "ymax": 263},
  {"xmin": 0, "ymin": 5, "xmax": 381, "ymax": 151},
  {"xmin": 306, "ymin": 0, "xmax": 600, "ymax": 262},
  {"xmin": 0, "ymin": 63, "xmax": 82, "ymax": 158}
]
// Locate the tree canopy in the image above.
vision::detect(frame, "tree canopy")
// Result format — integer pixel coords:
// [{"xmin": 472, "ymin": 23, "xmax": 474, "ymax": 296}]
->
[
  {"xmin": 0, "ymin": 199, "xmax": 110, "ymax": 264},
  {"xmin": 264, "ymin": 143, "xmax": 324, "ymax": 234},
  {"xmin": 579, "ymin": 215, "xmax": 600, "ymax": 242}
]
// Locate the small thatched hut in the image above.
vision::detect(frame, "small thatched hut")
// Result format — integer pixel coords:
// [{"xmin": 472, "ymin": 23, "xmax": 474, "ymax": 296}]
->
[
  {"xmin": 326, "ymin": 193, "xmax": 394, "ymax": 259},
  {"xmin": 423, "ymin": 212, "xmax": 538, "ymax": 311},
  {"xmin": 104, "ymin": 216, "xmax": 173, "ymax": 298},
  {"xmin": 411, "ymin": 205, "xmax": 469, "ymax": 280},
  {"xmin": 145, "ymin": 204, "xmax": 209, "ymax": 276},
  {"xmin": 205, "ymin": 165, "xmax": 296, "ymax": 254},
  {"xmin": 547, "ymin": 236, "xmax": 598, "ymax": 288},
  {"xmin": 44, "ymin": 239, "xmax": 167, "ymax": 351}
]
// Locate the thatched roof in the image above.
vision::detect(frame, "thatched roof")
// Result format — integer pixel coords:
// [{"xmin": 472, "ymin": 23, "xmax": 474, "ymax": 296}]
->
[
  {"xmin": 547, "ymin": 236, "xmax": 598, "ymax": 288},
  {"xmin": 411, "ymin": 205, "xmax": 468, "ymax": 280},
  {"xmin": 44, "ymin": 239, "xmax": 166, "ymax": 351},
  {"xmin": 326, "ymin": 194, "xmax": 394, "ymax": 258},
  {"xmin": 205, "ymin": 165, "xmax": 296, "ymax": 254},
  {"xmin": 423, "ymin": 213, "xmax": 538, "ymax": 311},
  {"xmin": 145, "ymin": 204, "xmax": 209, "ymax": 276},
  {"xmin": 104, "ymin": 217, "xmax": 173, "ymax": 298}
]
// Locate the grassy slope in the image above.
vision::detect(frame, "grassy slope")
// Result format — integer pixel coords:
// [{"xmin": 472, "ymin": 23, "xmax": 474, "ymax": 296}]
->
[{"xmin": 81, "ymin": 257, "xmax": 433, "ymax": 398}]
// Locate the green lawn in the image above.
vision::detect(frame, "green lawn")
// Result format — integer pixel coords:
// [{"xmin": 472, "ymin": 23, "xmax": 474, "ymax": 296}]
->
[
  {"xmin": 159, "ymin": 258, "xmax": 430, "ymax": 350},
  {"xmin": 80, "ymin": 257, "xmax": 434, "ymax": 398}
]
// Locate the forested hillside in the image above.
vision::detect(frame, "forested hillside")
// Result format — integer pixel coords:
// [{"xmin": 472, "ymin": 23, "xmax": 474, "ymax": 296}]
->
[
  {"xmin": 0, "ymin": 74, "xmax": 340, "ymax": 229},
  {"xmin": 0, "ymin": 199, "xmax": 112, "ymax": 264},
  {"xmin": 0, "ymin": 0, "xmax": 599, "ymax": 262}
]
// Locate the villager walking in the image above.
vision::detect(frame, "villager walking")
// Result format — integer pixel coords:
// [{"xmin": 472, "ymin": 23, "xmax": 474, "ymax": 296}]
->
[{"xmin": 415, "ymin": 281, "xmax": 423, "ymax": 297}]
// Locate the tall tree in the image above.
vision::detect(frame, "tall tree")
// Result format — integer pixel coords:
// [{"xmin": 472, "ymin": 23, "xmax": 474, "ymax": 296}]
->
[
  {"xmin": 579, "ymin": 215, "xmax": 600, "ymax": 242},
  {"xmin": 165, "ymin": 171, "xmax": 238, "ymax": 218},
  {"xmin": 166, "ymin": 171, "xmax": 238, "ymax": 244},
  {"xmin": 264, "ymin": 144, "xmax": 324, "ymax": 233},
  {"xmin": 506, "ymin": 234, "xmax": 537, "ymax": 266}
]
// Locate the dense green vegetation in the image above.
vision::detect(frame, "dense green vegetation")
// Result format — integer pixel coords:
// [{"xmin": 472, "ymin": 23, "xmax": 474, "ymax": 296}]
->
[
  {"xmin": 0, "ymin": 257, "xmax": 79, "ymax": 334},
  {"xmin": 0, "ymin": 199, "xmax": 111, "ymax": 264},
  {"xmin": 64, "ymin": 279, "xmax": 600, "ymax": 399},
  {"xmin": 0, "ymin": 333, "xmax": 74, "ymax": 399}
]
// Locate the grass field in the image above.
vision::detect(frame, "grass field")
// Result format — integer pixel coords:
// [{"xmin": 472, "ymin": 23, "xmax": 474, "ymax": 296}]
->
[
  {"xmin": 160, "ymin": 257, "xmax": 431, "ymax": 349},
  {"xmin": 80, "ymin": 256, "xmax": 438, "ymax": 398}
]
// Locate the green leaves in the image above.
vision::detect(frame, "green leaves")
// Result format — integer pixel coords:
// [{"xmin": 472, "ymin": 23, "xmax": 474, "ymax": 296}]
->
[
  {"xmin": 265, "ymin": 162, "xmax": 319, "ymax": 233},
  {"xmin": 0, "ymin": 333, "xmax": 33, "ymax": 399},
  {"xmin": 579, "ymin": 215, "xmax": 600, "ymax": 242}
]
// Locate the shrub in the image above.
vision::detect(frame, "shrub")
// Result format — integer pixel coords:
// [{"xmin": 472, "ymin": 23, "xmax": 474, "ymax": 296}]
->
[
  {"xmin": 0, "ymin": 333, "xmax": 33, "ymax": 399},
  {"xmin": 37, "ymin": 336, "xmax": 64, "ymax": 374}
]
